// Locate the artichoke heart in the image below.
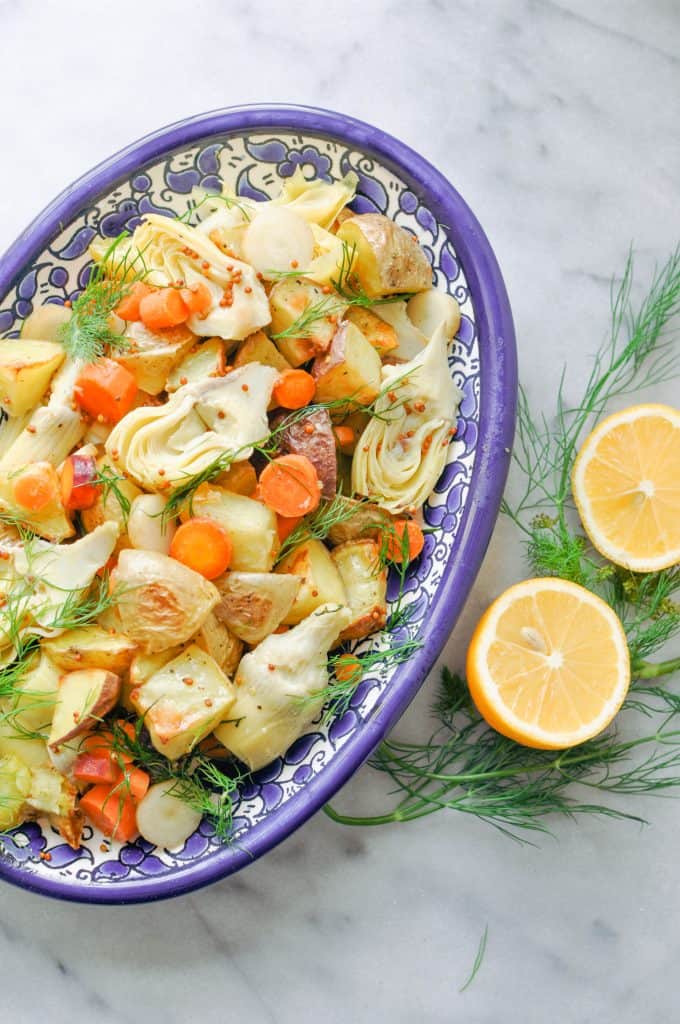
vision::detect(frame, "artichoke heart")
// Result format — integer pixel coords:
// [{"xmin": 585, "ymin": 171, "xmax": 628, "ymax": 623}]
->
[
  {"xmin": 113, "ymin": 214, "xmax": 271, "ymax": 341},
  {"xmin": 352, "ymin": 324, "xmax": 463, "ymax": 513},
  {"xmin": 106, "ymin": 362, "xmax": 279, "ymax": 491}
]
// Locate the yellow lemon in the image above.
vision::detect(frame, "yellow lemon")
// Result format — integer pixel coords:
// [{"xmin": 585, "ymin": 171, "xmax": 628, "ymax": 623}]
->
[
  {"xmin": 466, "ymin": 578, "xmax": 630, "ymax": 749},
  {"xmin": 572, "ymin": 403, "xmax": 680, "ymax": 572}
]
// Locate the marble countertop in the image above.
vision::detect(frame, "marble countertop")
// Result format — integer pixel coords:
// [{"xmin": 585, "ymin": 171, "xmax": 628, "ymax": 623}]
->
[{"xmin": 1, "ymin": 0, "xmax": 679, "ymax": 1020}]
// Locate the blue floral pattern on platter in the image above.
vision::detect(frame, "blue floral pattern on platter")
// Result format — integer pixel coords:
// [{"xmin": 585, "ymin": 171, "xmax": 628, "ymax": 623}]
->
[{"xmin": 0, "ymin": 131, "xmax": 479, "ymax": 888}]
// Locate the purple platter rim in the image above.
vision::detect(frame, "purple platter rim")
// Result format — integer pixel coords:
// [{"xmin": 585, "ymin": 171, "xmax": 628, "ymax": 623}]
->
[{"xmin": 0, "ymin": 104, "xmax": 517, "ymax": 904}]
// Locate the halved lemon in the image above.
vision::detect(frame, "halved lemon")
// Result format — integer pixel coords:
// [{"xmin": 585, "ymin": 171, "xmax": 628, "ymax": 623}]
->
[
  {"xmin": 572, "ymin": 403, "xmax": 680, "ymax": 572},
  {"xmin": 466, "ymin": 578, "xmax": 630, "ymax": 749}
]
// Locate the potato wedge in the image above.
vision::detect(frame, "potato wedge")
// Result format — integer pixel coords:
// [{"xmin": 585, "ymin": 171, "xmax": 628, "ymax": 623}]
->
[
  {"xmin": 213, "ymin": 571, "xmax": 300, "ymax": 644},
  {"xmin": 0, "ymin": 339, "xmax": 65, "ymax": 418},
  {"xmin": 48, "ymin": 669, "xmax": 121, "ymax": 750},
  {"xmin": 330, "ymin": 539, "xmax": 387, "ymax": 640},
  {"xmin": 166, "ymin": 338, "xmax": 226, "ymax": 391},
  {"xmin": 116, "ymin": 322, "xmax": 195, "ymax": 395},
  {"xmin": 337, "ymin": 214, "xmax": 432, "ymax": 298},
  {"xmin": 326, "ymin": 497, "xmax": 393, "ymax": 546},
  {"xmin": 275, "ymin": 539, "xmax": 347, "ymax": 625},
  {"xmin": 0, "ymin": 652, "xmax": 59, "ymax": 749},
  {"xmin": 111, "ymin": 549, "xmax": 219, "ymax": 653},
  {"xmin": 233, "ymin": 330, "xmax": 292, "ymax": 373},
  {"xmin": 311, "ymin": 321, "xmax": 382, "ymax": 405},
  {"xmin": 346, "ymin": 307, "xmax": 398, "ymax": 357},
  {"xmin": 406, "ymin": 290, "xmax": 461, "ymax": 343},
  {"xmin": 184, "ymin": 484, "xmax": 280, "ymax": 572},
  {"xmin": 20, "ymin": 303, "xmax": 71, "ymax": 343},
  {"xmin": 43, "ymin": 626, "xmax": 137, "ymax": 674},
  {"xmin": 269, "ymin": 278, "xmax": 347, "ymax": 365},
  {"xmin": 195, "ymin": 611, "xmax": 244, "ymax": 677},
  {"xmin": 0, "ymin": 468, "xmax": 74, "ymax": 543},
  {"xmin": 0, "ymin": 754, "xmax": 32, "ymax": 830},
  {"xmin": 214, "ymin": 460, "xmax": 257, "ymax": 497},
  {"xmin": 130, "ymin": 644, "xmax": 236, "ymax": 761}
]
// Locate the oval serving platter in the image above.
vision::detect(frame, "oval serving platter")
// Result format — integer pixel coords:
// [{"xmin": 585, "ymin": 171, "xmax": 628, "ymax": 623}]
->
[{"xmin": 0, "ymin": 105, "xmax": 516, "ymax": 902}]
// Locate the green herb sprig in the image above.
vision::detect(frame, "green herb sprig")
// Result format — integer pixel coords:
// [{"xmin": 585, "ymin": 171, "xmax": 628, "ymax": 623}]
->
[
  {"xmin": 109, "ymin": 718, "xmax": 241, "ymax": 839},
  {"xmin": 325, "ymin": 246, "xmax": 680, "ymax": 837},
  {"xmin": 330, "ymin": 240, "xmax": 415, "ymax": 308},
  {"xmin": 59, "ymin": 232, "xmax": 148, "ymax": 362}
]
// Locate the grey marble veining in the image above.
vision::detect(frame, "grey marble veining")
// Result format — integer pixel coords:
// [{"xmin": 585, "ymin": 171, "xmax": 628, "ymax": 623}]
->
[{"xmin": 0, "ymin": 1, "xmax": 679, "ymax": 1021}]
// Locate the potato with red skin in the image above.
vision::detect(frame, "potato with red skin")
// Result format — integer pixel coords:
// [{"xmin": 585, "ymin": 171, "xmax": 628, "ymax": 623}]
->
[
  {"xmin": 311, "ymin": 321, "xmax": 382, "ymax": 406},
  {"xmin": 275, "ymin": 407, "xmax": 337, "ymax": 499},
  {"xmin": 60, "ymin": 453, "xmax": 100, "ymax": 511},
  {"xmin": 47, "ymin": 669, "xmax": 122, "ymax": 751},
  {"xmin": 337, "ymin": 214, "xmax": 432, "ymax": 298}
]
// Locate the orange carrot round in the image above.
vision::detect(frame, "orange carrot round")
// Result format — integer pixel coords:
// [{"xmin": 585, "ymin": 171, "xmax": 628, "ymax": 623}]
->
[
  {"xmin": 75, "ymin": 358, "xmax": 138, "ymax": 423},
  {"xmin": 272, "ymin": 369, "xmax": 316, "ymax": 410},
  {"xmin": 60, "ymin": 453, "xmax": 101, "ymax": 511},
  {"xmin": 386, "ymin": 519, "xmax": 425, "ymax": 563},
  {"xmin": 276, "ymin": 513, "xmax": 304, "ymax": 543},
  {"xmin": 169, "ymin": 517, "xmax": 233, "ymax": 579},
  {"xmin": 180, "ymin": 282, "xmax": 212, "ymax": 315},
  {"xmin": 115, "ymin": 281, "xmax": 154, "ymax": 321},
  {"xmin": 258, "ymin": 454, "xmax": 321, "ymax": 517},
  {"xmin": 12, "ymin": 462, "xmax": 59, "ymax": 512},
  {"xmin": 139, "ymin": 287, "xmax": 190, "ymax": 330}
]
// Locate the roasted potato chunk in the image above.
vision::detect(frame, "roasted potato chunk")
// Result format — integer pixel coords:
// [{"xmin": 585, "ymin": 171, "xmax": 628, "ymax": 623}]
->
[
  {"xmin": 116, "ymin": 322, "xmax": 195, "ymax": 395},
  {"xmin": 213, "ymin": 571, "xmax": 300, "ymax": 644},
  {"xmin": 166, "ymin": 338, "xmax": 225, "ymax": 391},
  {"xmin": 213, "ymin": 460, "xmax": 258, "ymax": 497},
  {"xmin": 111, "ymin": 549, "xmax": 219, "ymax": 653},
  {"xmin": 275, "ymin": 539, "xmax": 347, "ymax": 625},
  {"xmin": 311, "ymin": 321, "xmax": 382, "ymax": 405},
  {"xmin": 130, "ymin": 644, "xmax": 236, "ymax": 761},
  {"xmin": 337, "ymin": 214, "xmax": 432, "ymax": 298},
  {"xmin": 0, "ymin": 339, "xmax": 65, "ymax": 418},
  {"xmin": 43, "ymin": 625, "xmax": 137, "ymax": 674},
  {"xmin": 195, "ymin": 612, "xmax": 244, "ymax": 677},
  {"xmin": 184, "ymin": 484, "xmax": 280, "ymax": 572},
  {"xmin": 48, "ymin": 669, "xmax": 121, "ymax": 750},
  {"xmin": 269, "ymin": 278, "xmax": 347, "ymax": 365},
  {"xmin": 275, "ymin": 407, "xmax": 337, "ymax": 499},
  {"xmin": 346, "ymin": 307, "xmax": 398, "ymax": 357},
  {"xmin": 330, "ymin": 539, "xmax": 387, "ymax": 640},
  {"xmin": 234, "ymin": 330, "xmax": 292, "ymax": 372}
]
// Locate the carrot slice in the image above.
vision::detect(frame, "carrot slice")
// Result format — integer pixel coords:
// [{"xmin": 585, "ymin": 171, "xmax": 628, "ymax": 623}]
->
[
  {"xmin": 80, "ymin": 726, "xmax": 134, "ymax": 767},
  {"xmin": 60, "ymin": 453, "xmax": 101, "ymax": 511},
  {"xmin": 180, "ymin": 282, "xmax": 212, "ymax": 315},
  {"xmin": 79, "ymin": 784, "xmax": 139, "ymax": 842},
  {"xmin": 272, "ymin": 369, "xmax": 316, "ymax": 410},
  {"xmin": 386, "ymin": 519, "xmax": 425, "ymax": 563},
  {"xmin": 258, "ymin": 454, "xmax": 321, "ymax": 518},
  {"xmin": 75, "ymin": 358, "xmax": 138, "ymax": 423},
  {"xmin": 333, "ymin": 425, "xmax": 355, "ymax": 453},
  {"xmin": 115, "ymin": 281, "xmax": 154, "ymax": 321},
  {"xmin": 139, "ymin": 287, "xmax": 189, "ymax": 331},
  {"xmin": 12, "ymin": 462, "xmax": 59, "ymax": 512},
  {"xmin": 169, "ymin": 518, "xmax": 233, "ymax": 579},
  {"xmin": 276, "ymin": 513, "xmax": 304, "ymax": 543},
  {"xmin": 125, "ymin": 767, "xmax": 150, "ymax": 802}
]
